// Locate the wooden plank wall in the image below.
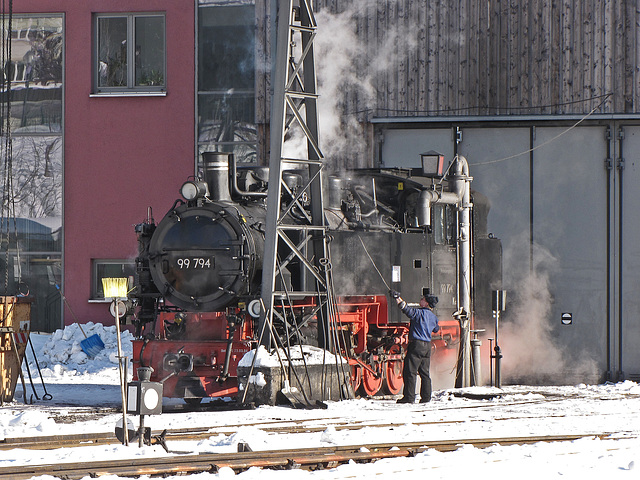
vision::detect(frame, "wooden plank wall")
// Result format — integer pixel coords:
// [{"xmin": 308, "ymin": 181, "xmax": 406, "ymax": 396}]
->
[
  {"xmin": 255, "ymin": 0, "xmax": 271, "ymax": 164},
  {"xmin": 308, "ymin": 0, "xmax": 639, "ymax": 117}
]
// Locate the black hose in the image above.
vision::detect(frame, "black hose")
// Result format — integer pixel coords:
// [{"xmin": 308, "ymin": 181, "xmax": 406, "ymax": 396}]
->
[{"xmin": 139, "ymin": 338, "xmax": 150, "ymax": 368}]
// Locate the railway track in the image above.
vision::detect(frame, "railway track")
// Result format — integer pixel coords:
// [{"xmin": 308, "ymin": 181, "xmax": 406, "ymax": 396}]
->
[
  {"xmin": 3, "ymin": 392, "xmax": 634, "ymax": 451},
  {"xmin": 0, "ymin": 419, "xmax": 459, "ymax": 451},
  {"xmin": 0, "ymin": 412, "xmax": 599, "ymax": 451},
  {"xmin": 0, "ymin": 433, "xmax": 622, "ymax": 480}
]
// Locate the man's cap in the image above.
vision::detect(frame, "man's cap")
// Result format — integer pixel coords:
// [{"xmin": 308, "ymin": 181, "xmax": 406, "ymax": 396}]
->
[{"xmin": 422, "ymin": 294, "xmax": 438, "ymax": 308}]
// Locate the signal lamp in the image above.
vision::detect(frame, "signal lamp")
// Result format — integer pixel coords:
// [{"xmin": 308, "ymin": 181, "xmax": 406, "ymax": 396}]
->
[
  {"xmin": 420, "ymin": 150, "xmax": 445, "ymax": 177},
  {"xmin": 109, "ymin": 299, "xmax": 129, "ymax": 318},
  {"xmin": 127, "ymin": 367, "xmax": 163, "ymax": 415}
]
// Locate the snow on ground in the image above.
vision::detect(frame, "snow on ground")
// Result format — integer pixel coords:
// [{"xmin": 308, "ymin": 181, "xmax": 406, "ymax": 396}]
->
[{"xmin": 1, "ymin": 324, "xmax": 639, "ymax": 479}]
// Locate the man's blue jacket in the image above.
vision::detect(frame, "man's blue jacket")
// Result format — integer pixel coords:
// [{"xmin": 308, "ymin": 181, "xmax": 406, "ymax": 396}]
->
[{"xmin": 400, "ymin": 304, "xmax": 440, "ymax": 342}]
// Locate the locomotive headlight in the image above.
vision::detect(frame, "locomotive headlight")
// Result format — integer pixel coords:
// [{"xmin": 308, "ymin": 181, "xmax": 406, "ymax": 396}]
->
[
  {"xmin": 181, "ymin": 180, "xmax": 209, "ymax": 201},
  {"xmin": 247, "ymin": 299, "xmax": 262, "ymax": 318},
  {"xmin": 109, "ymin": 299, "xmax": 129, "ymax": 318}
]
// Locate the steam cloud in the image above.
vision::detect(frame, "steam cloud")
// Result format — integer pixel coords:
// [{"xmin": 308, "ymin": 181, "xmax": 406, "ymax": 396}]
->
[
  {"xmin": 283, "ymin": 2, "xmax": 417, "ymax": 169},
  {"xmin": 492, "ymin": 236, "xmax": 598, "ymax": 385}
]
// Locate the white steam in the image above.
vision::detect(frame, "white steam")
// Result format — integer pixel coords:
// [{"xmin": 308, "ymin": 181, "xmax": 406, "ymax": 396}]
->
[
  {"xmin": 282, "ymin": 2, "xmax": 419, "ymax": 168},
  {"xmin": 495, "ymin": 237, "xmax": 598, "ymax": 385},
  {"xmin": 313, "ymin": 7, "xmax": 374, "ymax": 166}
]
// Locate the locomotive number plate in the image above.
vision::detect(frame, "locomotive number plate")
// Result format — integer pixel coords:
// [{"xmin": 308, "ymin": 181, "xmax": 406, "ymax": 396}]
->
[{"xmin": 176, "ymin": 257, "xmax": 213, "ymax": 269}]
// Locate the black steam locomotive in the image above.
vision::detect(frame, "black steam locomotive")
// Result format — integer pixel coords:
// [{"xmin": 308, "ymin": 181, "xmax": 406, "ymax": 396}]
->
[{"xmin": 130, "ymin": 152, "xmax": 500, "ymax": 401}]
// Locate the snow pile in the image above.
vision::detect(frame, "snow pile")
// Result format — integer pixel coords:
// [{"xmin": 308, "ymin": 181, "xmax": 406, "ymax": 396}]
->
[
  {"xmin": 587, "ymin": 380, "xmax": 640, "ymax": 395},
  {"xmin": 238, "ymin": 344, "xmax": 347, "ymax": 368},
  {"xmin": 241, "ymin": 371, "xmax": 267, "ymax": 390},
  {"xmin": 5, "ymin": 410, "xmax": 57, "ymax": 434},
  {"xmin": 29, "ymin": 323, "xmax": 133, "ymax": 376}
]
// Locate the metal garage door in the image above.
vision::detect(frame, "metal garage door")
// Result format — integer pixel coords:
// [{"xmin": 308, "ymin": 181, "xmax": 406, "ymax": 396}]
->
[{"xmin": 380, "ymin": 121, "xmax": 638, "ymax": 384}]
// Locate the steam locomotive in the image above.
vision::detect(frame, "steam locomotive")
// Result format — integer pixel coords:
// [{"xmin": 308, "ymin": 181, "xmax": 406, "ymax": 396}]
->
[{"xmin": 129, "ymin": 152, "xmax": 500, "ymax": 402}]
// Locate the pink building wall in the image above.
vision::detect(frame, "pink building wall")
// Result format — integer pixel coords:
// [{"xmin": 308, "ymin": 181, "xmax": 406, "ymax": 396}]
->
[{"xmin": 19, "ymin": 1, "xmax": 196, "ymax": 326}]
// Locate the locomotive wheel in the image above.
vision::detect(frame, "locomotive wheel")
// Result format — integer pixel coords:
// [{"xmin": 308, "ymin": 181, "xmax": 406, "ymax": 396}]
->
[
  {"xmin": 360, "ymin": 364, "xmax": 383, "ymax": 397},
  {"xmin": 350, "ymin": 365, "xmax": 362, "ymax": 393},
  {"xmin": 383, "ymin": 345, "xmax": 404, "ymax": 395}
]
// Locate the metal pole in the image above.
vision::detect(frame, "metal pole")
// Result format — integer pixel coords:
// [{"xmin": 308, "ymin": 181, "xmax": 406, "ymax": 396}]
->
[
  {"xmin": 494, "ymin": 307, "xmax": 501, "ymax": 388},
  {"xmin": 494, "ymin": 343, "xmax": 502, "ymax": 388},
  {"xmin": 488, "ymin": 338, "xmax": 494, "ymax": 387},
  {"xmin": 470, "ymin": 330, "xmax": 483, "ymax": 386},
  {"xmin": 359, "ymin": 236, "xmax": 390, "ymax": 290},
  {"xmin": 452, "ymin": 156, "xmax": 473, "ymax": 388}
]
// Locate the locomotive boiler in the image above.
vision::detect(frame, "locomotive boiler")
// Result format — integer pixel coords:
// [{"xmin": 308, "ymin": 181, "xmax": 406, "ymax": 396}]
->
[{"xmin": 129, "ymin": 152, "xmax": 500, "ymax": 402}]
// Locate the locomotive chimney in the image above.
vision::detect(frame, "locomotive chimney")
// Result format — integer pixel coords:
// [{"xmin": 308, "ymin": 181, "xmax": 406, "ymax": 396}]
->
[{"xmin": 202, "ymin": 152, "xmax": 232, "ymax": 202}]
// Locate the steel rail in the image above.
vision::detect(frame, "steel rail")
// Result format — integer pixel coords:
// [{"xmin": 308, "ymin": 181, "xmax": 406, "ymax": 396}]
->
[
  {"xmin": 0, "ymin": 420, "xmax": 465, "ymax": 451},
  {"xmin": 6, "ymin": 392, "xmax": 636, "ymax": 451},
  {"xmin": 2, "ymin": 398, "xmax": 633, "ymax": 451},
  {"xmin": 0, "ymin": 434, "xmax": 623, "ymax": 480}
]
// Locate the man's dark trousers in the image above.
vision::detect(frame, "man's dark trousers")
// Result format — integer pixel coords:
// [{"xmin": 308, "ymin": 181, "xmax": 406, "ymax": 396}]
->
[{"xmin": 402, "ymin": 339, "xmax": 432, "ymax": 402}]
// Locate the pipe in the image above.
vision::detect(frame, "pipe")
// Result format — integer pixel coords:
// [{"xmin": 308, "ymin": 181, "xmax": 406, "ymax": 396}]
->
[
  {"xmin": 417, "ymin": 156, "xmax": 473, "ymax": 387},
  {"xmin": 488, "ymin": 338, "xmax": 494, "ymax": 386},
  {"xmin": 494, "ymin": 344, "xmax": 502, "ymax": 388},
  {"xmin": 417, "ymin": 190, "xmax": 459, "ymax": 227},
  {"xmin": 470, "ymin": 331, "xmax": 482, "ymax": 386},
  {"xmin": 230, "ymin": 153, "xmax": 269, "ymax": 198},
  {"xmin": 327, "ymin": 176, "xmax": 343, "ymax": 209},
  {"xmin": 451, "ymin": 156, "xmax": 473, "ymax": 388},
  {"xmin": 617, "ymin": 128, "xmax": 625, "ymax": 381},
  {"xmin": 605, "ymin": 126, "xmax": 613, "ymax": 381}
]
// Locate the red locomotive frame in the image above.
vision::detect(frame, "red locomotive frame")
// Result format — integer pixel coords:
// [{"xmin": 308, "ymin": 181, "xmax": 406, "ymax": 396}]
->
[{"xmin": 132, "ymin": 294, "xmax": 459, "ymax": 399}]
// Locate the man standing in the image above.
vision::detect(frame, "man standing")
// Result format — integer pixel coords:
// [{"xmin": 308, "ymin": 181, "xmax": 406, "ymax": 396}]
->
[{"xmin": 390, "ymin": 291, "xmax": 440, "ymax": 404}]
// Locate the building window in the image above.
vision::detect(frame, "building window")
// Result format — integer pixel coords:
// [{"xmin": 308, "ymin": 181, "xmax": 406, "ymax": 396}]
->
[
  {"xmin": 94, "ymin": 13, "xmax": 166, "ymax": 94},
  {"xmin": 0, "ymin": 15, "xmax": 63, "ymax": 332},
  {"xmin": 197, "ymin": 4, "xmax": 256, "ymax": 161},
  {"xmin": 2, "ymin": 16, "xmax": 63, "ymax": 132},
  {"xmin": 92, "ymin": 260, "xmax": 135, "ymax": 300}
]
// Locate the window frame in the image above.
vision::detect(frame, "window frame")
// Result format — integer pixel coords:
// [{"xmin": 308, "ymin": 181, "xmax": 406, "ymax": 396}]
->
[
  {"xmin": 92, "ymin": 12, "xmax": 167, "ymax": 96},
  {"xmin": 196, "ymin": 4, "xmax": 257, "ymax": 161},
  {"xmin": 90, "ymin": 259, "xmax": 136, "ymax": 302}
]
